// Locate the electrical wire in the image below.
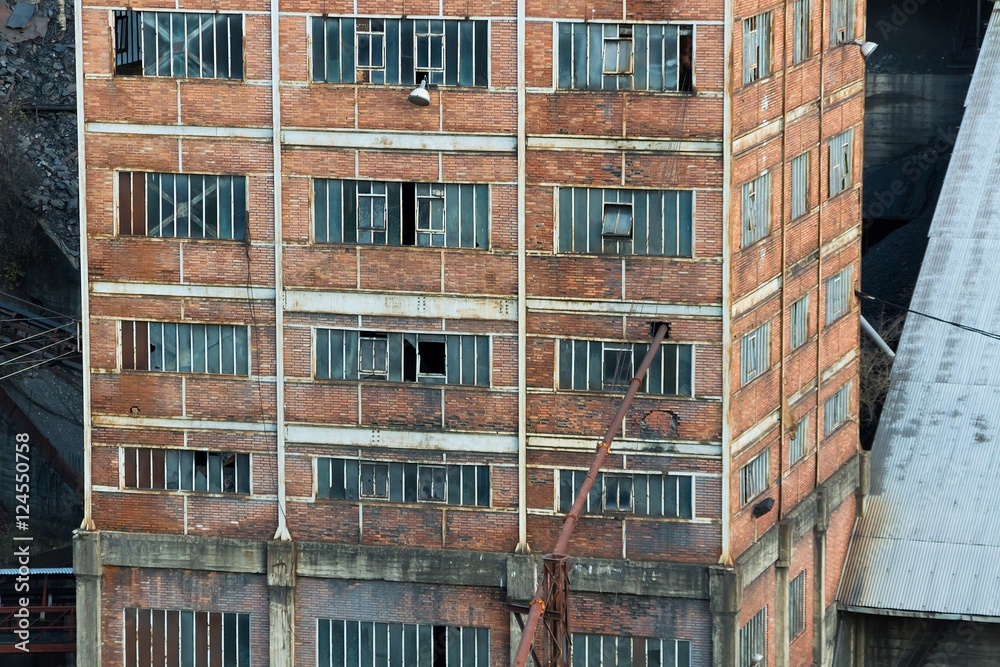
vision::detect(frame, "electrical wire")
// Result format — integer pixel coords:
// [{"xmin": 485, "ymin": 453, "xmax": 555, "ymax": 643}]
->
[
  {"xmin": 0, "ymin": 351, "xmax": 78, "ymax": 382},
  {"xmin": 0, "ymin": 324, "xmax": 76, "ymax": 352},
  {"xmin": 856, "ymin": 291, "xmax": 1000, "ymax": 342}
]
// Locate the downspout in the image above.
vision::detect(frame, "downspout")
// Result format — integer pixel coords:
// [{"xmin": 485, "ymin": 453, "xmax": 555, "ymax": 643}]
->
[
  {"xmin": 271, "ymin": 0, "xmax": 291, "ymax": 542},
  {"xmin": 719, "ymin": 0, "xmax": 734, "ymax": 567},
  {"xmin": 515, "ymin": 0, "xmax": 528, "ymax": 552},
  {"xmin": 778, "ymin": 0, "xmax": 790, "ymax": 523}
]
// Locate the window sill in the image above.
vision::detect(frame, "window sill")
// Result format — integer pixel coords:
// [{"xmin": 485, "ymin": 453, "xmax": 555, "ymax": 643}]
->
[
  {"xmin": 115, "ymin": 235, "xmax": 247, "ymax": 244},
  {"xmin": 315, "ymin": 498, "xmax": 494, "ymax": 510},
  {"xmin": 555, "ymin": 388, "xmax": 697, "ymax": 400},
  {"xmin": 113, "ymin": 73, "xmax": 245, "ymax": 83},
  {"xmin": 310, "ymin": 240, "xmax": 490, "ymax": 252},
  {"xmin": 311, "ymin": 377, "xmax": 493, "ymax": 391},
  {"xmin": 120, "ymin": 488, "xmax": 252, "ymax": 498}
]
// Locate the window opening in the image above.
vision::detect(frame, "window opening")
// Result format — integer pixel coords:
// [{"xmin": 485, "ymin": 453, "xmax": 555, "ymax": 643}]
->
[
  {"xmin": 417, "ymin": 339, "xmax": 447, "ymax": 380},
  {"xmin": 418, "ymin": 465, "xmax": 447, "ymax": 502},
  {"xmin": 360, "ymin": 462, "xmax": 390, "ymax": 499},
  {"xmin": 356, "ymin": 18, "xmax": 386, "ymax": 83},
  {"xmin": 602, "ymin": 25, "xmax": 634, "ymax": 75},
  {"xmin": 601, "ymin": 202, "xmax": 634, "ymax": 238},
  {"xmin": 359, "ymin": 333, "xmax": 388, "ymax": 379}
]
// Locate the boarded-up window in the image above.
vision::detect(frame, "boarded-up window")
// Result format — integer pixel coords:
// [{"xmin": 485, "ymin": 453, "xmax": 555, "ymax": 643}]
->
[
  {"xmin": 793, "ymin": 0, "xmax": 811, "ymax": 64},
  {"xmin": 123, "ymin": 608, "xmax": 250, "ymax": 667},
  {"xmin": 740, "ymin": 322, "xmax": 771, "ymax": 386},
  {"xmin": 119, "ymin": 172, "xmax": 247, "ymax": 239},
  {"xmin": 124, "ymin": 448, "xmax": 250, "ymax": 494},
  {"xmin": 558, "ymin": 469, "xmax": 695, "ymax": 519},
  {"xmin": 789, "ymin": 415, "xmax": 809, "ymax": 464},
  {"xmin": 831, "ymin": 0, "xmax": 856, "ymax": 46},
  {"xmin": 114, "ymin": 11, "xmax": 243, "ymax": 79},
  {"xmin": 824, "ymin": 382, "xmax": 851, "ymax": 435},
  {"xmin": 791, "ymin": 152, "xmax": 809, "ymax": 219},
  {"xmin": 740, "ymin": 172, "xmax": 771, "ymax": 247},
  {"xmin": 557, "ymin": 339, "xmax": 694, "ymax": 396},
  {"xmin": 790, "ymin": 295, "xmax": 810, "ymax": 349},
  {"xmin": 739, "ymin": 450, "xmax": 769, "ymax": 506},
  {"xmin": 742, "ymin": 12, "xmax": 772, "ymax": 84},
  {"xmin": 122, "ymin": 321, "xmax": 250, "ymax": 376},
  {"xmin": 825, "ymin": 265, "xmax": 852, "ymax": 325},
  {"xmin": 829, "ymin": 128, "xmax": 855, "ymax": 197},
  {"xmin": 318, "ymin": 458, "xmax": 490, "ymax": 507}
]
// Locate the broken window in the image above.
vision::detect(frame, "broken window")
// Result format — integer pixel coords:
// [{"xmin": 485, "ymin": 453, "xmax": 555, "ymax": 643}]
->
[
  {"xmin": 315, "ymin": 180, "xmax": 488, "ymax": 249},
  {"xmin": 740, "ymin": 321, "xmax": 771, "ymax": 386},
  {"xmin": 828, "ymin": 128, "xmax": 854, "ymax": 197},
  {"xmin": 317, "ymin": 457, "xmax": 490, "ymax": 507},
  {"xmin": 557, "ymin": 339, "xmax": 694, "ymax": 396},
  {"xmin": 558, "ymin": 188, "xmax": 693, "ymax": 256},
  {"xmin": 740, "ymin": 172, "xmax": 771, "ymax": 248},
  {"xmin": 559, "ymin": 470, "xmax": 694, "ymax": 518},
  {"xmin": 315, "ymin": 329, "xmax": 490, "ymax": 387},
  {"xmin": 558, "ymin": 23, "xmax": 694, "ymax": 92},
  {"xmin": 739, "ymin": 449, "xmax": 769, "ymax": 506},
  {"xmin": 824, "ymin": 265, "xmax": 852, "ymax": 325},
  {"xmin": 792, "ymin": 0, "xmax": 811, "ymax": 64},
  {"xmin": 312, "ymin": 17, "xmax": 488, "ymax": 87},
  {"xmin": 125, "ymin": 608, "xmax": 251, "ymax": 667},
  {"xmin": 830, "ymin": 0, "xmax": 856, "ymax": 46},
  {"xmin": 118, "ymin": 172, "xmax": 247, "ymax": 240},
  {"xmin": 122, "ymin": 321, "xmax": 250, "ymax": 376},
  {"xmin": 317, "ymin": 619, "xmax": 489, "ymax": 667},
  {"xmin": 124, "ymin": 448, "xmax": 250, "ymax": 494},
  {"xmin": 113, "ymin": 10, "xmax": 243, "ymax": 79},
  {"xmin": 742, "ymin": 12, "xmax": 772, "ymax": 85}
]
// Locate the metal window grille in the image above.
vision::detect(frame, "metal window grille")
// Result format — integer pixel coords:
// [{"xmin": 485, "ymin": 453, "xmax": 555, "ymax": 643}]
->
[
  {"xmin": 646, "ymin": 638, "xmax": 693, "ymax": 667},
  {"xmin": 789, "ymin": 572, "xmax": 807, "ymax": 640},
  {"xmin": 113, "ymin": 10, "xmax": 243, "ymax": 79},
  {"xmin": 557, "ymin": 339, "xmax": 695, "ymax": 397},
  {"xmin": 558, "ymin": 470, "xmax": 695, "ymax": 519},
  {"xmin": 790, "ymin": 295, "xmax": 809, "ymax": 349},
  {"xmin": 791, "ymin": 153, "xmax": 809, "ymax": 219},
  {"xmin": 119, "ymin": 173, "xmax": 247, "ymax": 239},
  {"xmin": 557, "ymin": 188, "xmax": 694, "ymax": 256},
  {"xmin": 124, "ymin": 449, "xmax": 250, "ymax": 494},
  {"xmin": 557, "ymin": 22, "xmax": 694, "ymax": 92},
  {"xmin": 317, "ymin": 619, "xmax": 489, "ymax": 667},
  {"xmin": 314, "ymin": 179, "xmax": 489, "ymax": 249},
  {"xmin": 124, "ymin": 608, "xmax": 250, "ymax": 667},
  {"xmin": 830, "ymin": 0, "xmax": 856, "ymax": 46},
  {"xmin": 123, "ymin": 321, "xmax": 250, "ymax": 376},
  {"xmin": 825, "ymin": 265, "xmax": 852, "ymax": 325},
  {"xmin": 789, "ymin": 416, "xmax": 809, "ymax": 464},
  {"xmin": 312, "ymin": 18, "xmax": 488, "ymax": 87},
  {"xmin": 740, "ymin": 322, "xmax": 771, "ymax": 386},
  {"xmin": 792, "ymin": 0, "xmax": 811, "ymax": 64},
  {"xmin": 741, "ymin": 172, "xmax": 771, "ymax": 247},
  {"xmin": 824, "ymin": 382, "xmax": 851, "ymax": 435},
  {"xmin": 742, "ymin": 12, "xmax": 772, "ymax": 84},
  {"xmin": 828, "ymin": 128, "xmax": 854, "ymax": 197},
  {"xmin": 739, "ymin": 607, "xmax": 767, "ymax": 667},
  {"xmin": 318, "ymin": 458, "xmax": 491, "ymax": 507},
  {"xmin": 739, "ymin": 450, "xmax": 769, "ymax": 506}
]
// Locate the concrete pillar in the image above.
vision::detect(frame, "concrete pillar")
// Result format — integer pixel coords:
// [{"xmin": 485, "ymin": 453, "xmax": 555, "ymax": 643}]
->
[
  {"xmin": 814, "ymin": 490, "xmax": 829, "ymax": 667},
  {"xmin": 73, "ymin": 530, "xmax": 102, "ymax": 667},
  {"xmin": 709, "ymin": 566, "xmax": 739, "ymax": 667},
  {"xmin": 857, "ymin": 451, "xmax": 871, "ymax": 517},
  {"xmin": 506, "ymin": 554, "xmax": 541, "ymax": 666},
  {"xmin": 268, "ymin": 540, "xmax": 296, "ymax": 667},
  {"xmin": 774, "ymin": 522, "xmax": 793, "ymax": 667}
]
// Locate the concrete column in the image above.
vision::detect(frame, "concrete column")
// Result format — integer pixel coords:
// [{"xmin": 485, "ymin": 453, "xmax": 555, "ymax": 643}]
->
[
  {"xmin": 709, "ymin": 567, "xmax": 739, "ymax": 667},
  {"xmin": 506, "ymin": 554, "xmax": 541, "ymax": 665},
  {"xmin": 774, "ymin": 522, "xmax": 793, "ymax": 667},
  {"xmin": 73, "ymin": 530, "xmax": 102, "ymax": 667},
  {"xmin": 857, "ymin": 451, "xmax": 871, "ymax": 517},
  {"xmin": 814, "ymin": 490, "xmax": 829, "ymax": 667},
  {"xmin": 268, "ymin": 540, "xmax": 297, "ymax": 667}
]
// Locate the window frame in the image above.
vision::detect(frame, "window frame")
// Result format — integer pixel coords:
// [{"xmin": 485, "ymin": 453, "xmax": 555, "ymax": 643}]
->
[
  {"xmin": 789, "ymin": 415, "xmax": 809, "ymax": 464},
  {"xmin": 355, "ymin": 18, "xmax": 386, "ymax": 73},
  {"xmin": 792, "ymin": 0, "xmax": 811, "ymax": 64},
  {"xmin": 742, "ymin": 12, "xmax": 772, "ymax": 85},
  {"xmin": 790, "ymin": 294, "xmax": 810, "ymax": 350},
  {"xmin": 741, "ymin": 172, "xmax": 771, "ymax": 248},
  {"xmin": 113, "ymin": 10, "xmax": 244, "ymax": 80},
  {"xmin": 824, "ymin": 265, "xmax": 853, "ymax": 325},
  {"xmin": 601, "ymin": 24, "xmax": 634, "ymax": 75},
  {"xmin": 739, "ymin": 449, "xmax": 769, "ymax": 506},
  {"xmin": 831, "ymin": 0, "xmax": 856, "ymax": 46},
  {"xmin": 739, "ymin": 607, "xmax": 767, "ymax": 667},
  {"xmin": 828, "ymin": 128, "xmax": 855, "ymax": 198},
  {"xmin": 791, "ymin": 152, "xmax": 809, "ymax": 220},
  {"xmin": 789, "ymin": 571, "xmax": 807, "ymax": 641},
  {"xmin": 823, "ymin": 382, "xmax": 852, "ymax": 436},
  {"xmin": 740, "ymin": 321, "xmax": 771, "ymax": 386}
]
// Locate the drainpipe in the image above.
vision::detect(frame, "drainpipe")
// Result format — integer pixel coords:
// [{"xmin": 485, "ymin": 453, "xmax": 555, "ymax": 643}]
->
[
  {"xmin": 860, "ymin": 316, "xmax": 894, "ymax": 359},
  {"xmin": 515, "ymin": 0, "xmax": 528, "ymax": 553},
  {"xmin": 719, "ymin": 0, "xmax": 734, "ymax": 568}
]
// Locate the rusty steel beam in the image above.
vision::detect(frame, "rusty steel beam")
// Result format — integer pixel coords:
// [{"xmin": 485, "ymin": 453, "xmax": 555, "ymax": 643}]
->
[{"xmin": 512, "ymin": 323, "xmax": 669, "ymax": 667}]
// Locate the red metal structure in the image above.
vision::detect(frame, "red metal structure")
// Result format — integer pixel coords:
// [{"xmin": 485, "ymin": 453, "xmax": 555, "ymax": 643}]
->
[{"xmin": 0, "ymin": 571, "xmax": 77, "ymax": 654}]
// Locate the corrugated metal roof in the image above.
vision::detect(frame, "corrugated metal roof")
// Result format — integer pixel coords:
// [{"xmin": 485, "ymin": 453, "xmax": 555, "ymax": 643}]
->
[{"xmin": 838, "ymin": 4, "xmax": 1000, "ymax": 620}]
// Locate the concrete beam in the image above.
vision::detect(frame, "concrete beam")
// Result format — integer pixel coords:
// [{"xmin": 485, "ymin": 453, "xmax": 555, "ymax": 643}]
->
[{"xmin": 101, "ymin": 532, "xmax": 267, "ymax": 573}]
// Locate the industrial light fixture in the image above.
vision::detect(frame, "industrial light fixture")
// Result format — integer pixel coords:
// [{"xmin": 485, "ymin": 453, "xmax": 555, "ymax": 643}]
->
[
  {"xmin": 751, "ymin": 654, "xmax": 764, "ymax": 666},
  {"xmin": 854, "ymin": 38, "xmax": 879, "ymax": 59},
  {"xmin": 751, "ymin": 497, "xmax": 775, "ymax": 518},
  {"xmin": 408, "ymin": 78, "xmax": 431, "ymax": 106}
]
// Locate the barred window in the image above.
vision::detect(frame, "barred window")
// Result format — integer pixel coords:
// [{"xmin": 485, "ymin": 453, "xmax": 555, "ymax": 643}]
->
[
  {"xmin": 118, "ymin": 172, "xmax": 247, "ymax": 239},
  {"xmin": 824, "ymin": 383, "xmax": 851, "ymax": 435},
  {"xmin": 312, "ymin": 17, "xmax": 488, "ymax": 87},
  {"xmin": 124, "ymin": 448, "xmax": 250, "ymax": 494},
  {"xmin": 789, "ymin": 572, "xmax": 807, "ymax": 640},
  {"xmin": 121, "ymin": 321, "xmax": 250, "ymax": 376},
  {"xmin": 792, "ymin": 0, "xmax": 811, "ymax": 64},
  {"xmin": 558, "ymin": 23, "xmax": 694, "ymax": 92},
  {"xmin": 791, "ymin": 153, "xmax": 809, "ymax": 220},
  {"xmin": 825, "ymin": 266, "xmax": 852, "ymax": 325},
  {"xmin": 315, "ymin": 329, "xmax": 489, "ymax": 387},
  {"xmin": 570, "ymin": 634, "xmax": 692, "ymax": 667},
  {"xmin": 124, "ymin": 608, "xmax": 250, "ymax": 666},
  {"xmin": 789, "ymin": 416, "xmax": 809, "ymax": 465},
  {"xmin": 558, "ymin": 470, "xmax": 695, "ymax": 519},
  {"xmin": 741, "ymin": 172, "xmax": 771, "ymax": 247},
  {"xmin": 740, "ymin": 322, "xmax": 771, "ymax": 386},
  {"xmin": 831, "ymin": 0, "xmax": 856, "ymax": 46},
  {"xmin": 318, "ymin": 457, "xmax": 490, "ymax": 507},
  {"xmin": 558, "ymin": 339, "xmax": 694, "ymax": 397},
  {"xmin": 790, "ymin": 295, "xmax": 810, "ymax": 350},
  {"xmin": 318, "ymin": 619, "xmax": 489, "ymax": 667},
  {"xmin": 557, "ymin": 188, "xmax": 694, "ymax": 256},
  {"xmin": 314, "ymin": 180, "xmax": 488, "ymax": 249},
  {"xmin": 828, "ymin": 128, "xmax": 854, "ymax": 197},
  {"xmin": 739, "ymin": 607, "xmax": 767, "ymax": 667},
  {"xmin": 113, "ymin": 10, "xmax": 243, "ymax": 79},
  {"xmin": 739, "ymin": 450, "xmax": 769, "ymax": 506},
  {"xmin": 742, "ymin": 12, "xmax": 772, "ymax": 84}
]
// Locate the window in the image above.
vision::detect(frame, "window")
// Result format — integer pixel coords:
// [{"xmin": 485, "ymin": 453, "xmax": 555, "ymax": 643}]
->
[
  {"xmin": 742, "ymin": 12, "xmax": 772, "ymax": 84},
  {"xmin": 558, "ymin": 23, "xmax": 694, "ymax": 92},
  {"xmin": 558, "ymin": 188, "xmax": 693, "ymax": 256},
  {"xmin": 124, "ymin": 608, "xmax": 250, "ymax": 666},
  {"xmin": 318, "ymin": 619, "xmax": 488, "ymax": 667},
  {"xmin": 825, "ymin": 265, "xmax": 852, "ymax": 325},
  {"xmin": 646, "ymin": 638, "xmax": 693, "ymax": 667},
  {"xmin": 828, "ymin": 128, "xmax": 854, "ymax": 197},
  {"xmin": 740, "ymin": 322, "xmax": 771, "ymax": 386},
  {"xmin": 312, "ymin": 18, "xmax": 488, "ymax": 87},
  {"xmin": 314, "ymin": 180, "xmax": 488, "ymax": 249},
  {"xmin": 570, "ymin": 634, "xmax": 692, "ymax": 667},
  {"xmin": 791, "ymin": 153, "xmax": 809, "ymax": 220},
  {"xmin": 124, "ymin": 448, "xmax": 250, "ymax": 494},
  {"xmin": 741, "ymin": 173, "xmax": 771, "ymax": 248},
  {"xmin": 739, "ymin": 450, "xmax": 769, "ymax": 506},
  {"xmin": 113, "ymin": 10, "xmax": 243, "ymax": 79},
  {"xmin": 315, "ymin": 329, "xmax": 490, "ymax": 387},
  {"xmin": 789, "ymin": 415, "xmax": 809, "ymax": 464},
  {"xmin": 739, "ymin": 607, "xmax": 767, "ymax": 667},
  {"xmin": 789, "ymin": 572, "xmax": 807, "ymax": 641},
  {"xmin": 792, "ymin": 0, "xmax": 811, "ymax": 64},
  {"xmin": 790, "ymin": 295, "xmax": 809, "ymax": 350},
  {"xmin": 558, "ymin": 470, "xmax": 695, "ymax": 519},
  {"xmin": 121, "ymin": 321, "xmax": 250, "ymax": 376},
  {"xmin": 318, "ymin": 458, "xmax": 490, "ymax": 507},
  {"xmin": 558, "ymin": 340, "xmax": 694, "ymax": 397},
  {"xmin": 824, "ymin": 382, "xmax": 851, "ymax": 435},
  {"xmin": 118, "ymin": 172, "xmax": 247, "ymax": 239},
  {"xmin": 831, "ymin": 0, "xmax": 856, "ymax": 46}
]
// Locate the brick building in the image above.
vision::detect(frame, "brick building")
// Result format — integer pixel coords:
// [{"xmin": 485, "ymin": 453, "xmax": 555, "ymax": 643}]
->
[{"xmin": 72, "ymin": 0, "xmax": 866, "ymax": 664}]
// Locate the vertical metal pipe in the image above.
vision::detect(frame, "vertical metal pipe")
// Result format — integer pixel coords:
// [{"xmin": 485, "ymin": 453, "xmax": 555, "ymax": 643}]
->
[
  {"xmin": 719, "ymin": 0, "xmax": 734, "ymax": 567},
  {"xmin": 515, "ymin": 0, "xmax": 528, "ymax": 553}
]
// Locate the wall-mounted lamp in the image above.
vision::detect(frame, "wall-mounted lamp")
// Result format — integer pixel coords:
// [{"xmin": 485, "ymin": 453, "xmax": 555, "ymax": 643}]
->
[
  {"xmin": 854, "ymin": 38, "xmax": 879, "ymax": 59},
  {"xmin": 408, "ymin": 78, "xmax": 431, "ymax": 106},
  {"xmin": 751, "ymin": 497, "xmax": 775, "ymax": 518}
]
